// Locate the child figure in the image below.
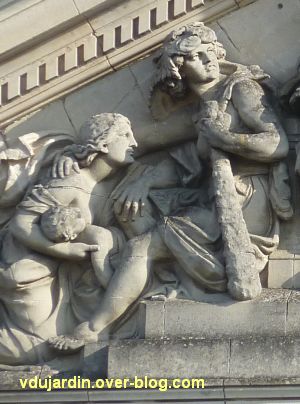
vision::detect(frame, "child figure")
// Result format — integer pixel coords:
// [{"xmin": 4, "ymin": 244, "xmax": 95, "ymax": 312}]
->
[{"xmin": 40, "ymin": 206, "xmax": 122, "ymax": 289}]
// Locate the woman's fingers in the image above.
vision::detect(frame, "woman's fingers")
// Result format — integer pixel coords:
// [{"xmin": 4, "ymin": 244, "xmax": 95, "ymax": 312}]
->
[
  {"xmin": 140, "ymin": 196, "xmax": 147, "ymax": 217},
  {"xmin": 51, "ymin": 155, "xmax": 80, "ymax": 178},
  {"xmin": 121, "ymin": 199, "xmax": 132, "ymax": 221},
  {"xmin": 58, "ymin": 158, "xmax": 67, "ymax": 178},
  {"xmin": 63, "ymin": 158, "xmax": 73, "ymax": 176},
  {"xmin": 114, "ymin": 192, "xmax": 128, "ymax": 215},
  {"xmin": 51, "ymin": 154, "xmax": 61, "ymax": 178},
  {"xmin": 130, "ymin": 201, "xmax": 139, "ymax": 220},
  {"xmin": 115, "ymin": 197, "xmax": 147, "ymax": 221},
  {"xmin": 80, "ymin": 244, "xmax": 99, "ymax": 254},
  {"xmin": 86, "ymin": 244, "xmax": 100, "ymax": 252}
]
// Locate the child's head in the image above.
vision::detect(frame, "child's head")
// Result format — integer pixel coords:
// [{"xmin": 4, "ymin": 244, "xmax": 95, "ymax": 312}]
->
[{"xmin": 41, "ymin": 206, "xmax": 86, "ymax": 243}]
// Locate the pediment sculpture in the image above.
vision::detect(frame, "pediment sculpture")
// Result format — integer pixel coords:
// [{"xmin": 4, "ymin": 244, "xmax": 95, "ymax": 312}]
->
[
  {"xmin": 0, "ymin": 22, "xmax": 293, "ymax": 365},
  {"xmin": 279, "ymin": 61, "xmax": 300, "ymax": 174}
]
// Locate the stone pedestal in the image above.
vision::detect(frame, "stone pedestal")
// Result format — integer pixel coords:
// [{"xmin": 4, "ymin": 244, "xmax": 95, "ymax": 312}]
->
[
  {"xmin": 80, "ymin": 289, "xmax": 300, "ymax": 382},
  {"xmin": 107, "ymin": 336, "xmax": 300, "ymax": 380}
]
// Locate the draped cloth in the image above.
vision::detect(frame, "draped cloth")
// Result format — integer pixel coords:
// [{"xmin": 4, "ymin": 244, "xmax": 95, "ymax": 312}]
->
[
  {"xmin": 150, "ymin": 141, "xmax": 280, "ymax": 295},
  {"xmin": 0, "ymin": 131, "xmax": 74, "ymax": 228},
  {"xmin": 0, "ymin": 129, "xmax": 125, "ymax": 365}
]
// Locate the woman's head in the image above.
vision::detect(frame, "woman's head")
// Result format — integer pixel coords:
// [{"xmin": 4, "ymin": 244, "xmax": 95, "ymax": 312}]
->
[
  {"xmin": 153, "ymin": 22, "xmax": 226, "ymax": 98},
  {"xmin": 62, "ymin": 113, "xmax": 137, "ymax": 168}
]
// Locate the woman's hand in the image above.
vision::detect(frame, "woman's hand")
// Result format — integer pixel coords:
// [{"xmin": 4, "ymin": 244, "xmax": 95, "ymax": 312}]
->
[
  {"xmin": 56, "ymin": 242, "xmax": 99, "ymax": 261},
  {"xmin": 51, "ymin": 153, "xmax": 80, "ymax": 178},
  {"xmin": 112, "ymin": 180, "xmax": 150, "ymax": 222}
]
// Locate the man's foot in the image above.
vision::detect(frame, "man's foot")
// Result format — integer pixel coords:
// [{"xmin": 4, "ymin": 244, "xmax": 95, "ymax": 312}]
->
[{"xmin": 48, "ymin": 335, "xmax": 85, "ymax": 354}]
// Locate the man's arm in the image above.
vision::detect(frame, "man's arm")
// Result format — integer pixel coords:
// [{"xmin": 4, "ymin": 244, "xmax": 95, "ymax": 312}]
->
[{"xmin": 200, "ymin": 80, "xmax": 289, "ymax": 162}]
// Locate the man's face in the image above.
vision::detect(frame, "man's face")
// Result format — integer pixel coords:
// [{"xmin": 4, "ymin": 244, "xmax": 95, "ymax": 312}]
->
[
  {"xmin": 181, "ymin": 43, "xmax": 220, "ymax": 84},
  {"xmin": 105, "ymin": 123, "xmax": 137, "ymax": 166}
]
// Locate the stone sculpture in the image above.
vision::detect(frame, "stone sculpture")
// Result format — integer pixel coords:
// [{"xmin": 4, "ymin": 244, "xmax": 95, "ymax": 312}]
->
[
  {"xmin": 48, "ymin": 23, "xmax": 293, "ymax": 352},
  {"xmin": 110, "ymin": 22, "xmax": 292, "ymax": 301},
  {"xmin": 0, "ymin": 113, "xmax": 136, "ymax": 363},
  {"xmin": 280, "ymin": 62, "xmax": 300, "ymax": 174},
  {"xmin": 0, "ymin": 23, "xmax": 293, "ymax": 363},
  {"xmin": 280, "ymin": 62, "xmax": 300, "ymax": 116},
  {"xmin": 149, "ymin": 23, "xmax": 293, "ymax": 300}
]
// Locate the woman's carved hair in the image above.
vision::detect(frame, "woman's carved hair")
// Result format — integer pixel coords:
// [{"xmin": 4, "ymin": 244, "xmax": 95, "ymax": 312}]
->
[
  {"xmin": 58, "ymin": 113, "xmax": 131, "ymax": 168},
  {"xmin": 152, "ymin": 22, "xmax": 226, "ymax": 98}
]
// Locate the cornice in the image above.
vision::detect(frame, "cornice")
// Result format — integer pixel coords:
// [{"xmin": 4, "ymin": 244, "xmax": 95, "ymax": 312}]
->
[{"xmin": 0, "ymin": 0, "xmax": 257, "ymax": 127}]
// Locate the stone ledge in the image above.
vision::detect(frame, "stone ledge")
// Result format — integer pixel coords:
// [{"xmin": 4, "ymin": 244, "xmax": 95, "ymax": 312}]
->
[
  {"xmin": 0, "ymin": 0, "xmax": 121, "ymax": 59},
  {"xmin": 140, "ymin": 289, "xmax": 300, "ymax": 339},
  {"xmin": 0, "ymin": 385, "xmax": 300, "ymax": 403},
  {"xmin": 107, "ymin": 336, "xmax": 300, "ymax": 379}
]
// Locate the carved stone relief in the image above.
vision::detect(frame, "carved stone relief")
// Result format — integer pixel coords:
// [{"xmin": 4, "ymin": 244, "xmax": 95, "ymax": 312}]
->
[
  {"xmin": 0, "ymin": 22, "xmax": 294, "ymax": 366},
  {"xmin": 280, "ymin": 62, "xmax": 300, "ymax": 175}
]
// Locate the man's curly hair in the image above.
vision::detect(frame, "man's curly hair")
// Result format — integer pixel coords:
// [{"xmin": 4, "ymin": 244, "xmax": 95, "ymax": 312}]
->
[{"xmin": 152, "ymin": 22, "xmax": 226, "ymax": 98}]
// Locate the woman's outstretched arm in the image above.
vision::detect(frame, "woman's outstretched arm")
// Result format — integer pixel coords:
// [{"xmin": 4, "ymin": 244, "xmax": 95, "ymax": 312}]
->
[{"xmin": 10, "ymin": 210, "xmax": 99, "ymax": 260}]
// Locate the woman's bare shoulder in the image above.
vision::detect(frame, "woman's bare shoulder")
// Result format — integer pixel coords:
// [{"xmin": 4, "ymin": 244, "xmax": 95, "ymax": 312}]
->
[{"xmin": 41, "ymin": 173, "xmax": 86, "ymax": 205}]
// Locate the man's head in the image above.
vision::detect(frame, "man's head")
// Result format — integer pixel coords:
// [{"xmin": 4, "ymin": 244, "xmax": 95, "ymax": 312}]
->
[
  {"xmin": 40, "ymin": 206, "xmax": 86, "ymax": 243},
  {"xmin": 153, "ymin": 22, "xmax": 226, "ymax": 97}
]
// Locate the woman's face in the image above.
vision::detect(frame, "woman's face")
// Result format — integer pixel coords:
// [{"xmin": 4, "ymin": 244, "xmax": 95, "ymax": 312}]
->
[
  {"xmin": 105, "ymin": 123, "xmax": 138, "ymax": 166},
  {"xmin": 181, "ymin": 43, "xmax": 220, "ymax": 84}
]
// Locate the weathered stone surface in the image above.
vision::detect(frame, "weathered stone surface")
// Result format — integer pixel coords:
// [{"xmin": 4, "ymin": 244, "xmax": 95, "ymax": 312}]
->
[
  {"xmin": 144, "ymin": 290, "xmax": 290, "ymax": 339},
  {"xmin": 83, "ymin": 342, "xmax": 108, "ymax": 379},
  {"xmin": 211, "ymin": 0, "xmax": 300, "ymax": 83},
  {"xmin": 268, "ymin": 259, "xmax": 294, "ymax": 289},
  {"xmin": 223, "ymin": 378, "xmax": 300, "ymax": 386},
  {"xmin": 225, "ymin": 385, "xmax": 300, "ymax": 399},
  {"xmin": 0, "ymin": 0, "xmax": 80, "ymax": 56},
  {"xmin": 212, "ymin": 147, "xmax": 261, "ymax": 300},
  {"xmin": 0, "ymin": 12, "xmax": 297, "ymax": 376},
  {"xmin": 5, "ymin": 100, "xmax": 76, "ymax": 139},
  {"xmin": 108, "ymin": 335, "xmax": 300, "ymax": 380},
  {"xmin": 64, "ymin": 67, "xmax": 137, "ymax": 131},
  {"xmin": 129, "ymin": 57, "xmax": 154, "ymax": 104},
  {"xmin": 292, "ymin": 260, "xmax": 300, "ymax": 289},
  {"xmin": 269, "ymin": 250, "xmax": 295, "ymax": 260},
  {"xmin": 89, "ymin": 388, "xmax": 224, "ymax": 402},
  {"xmin": 230, "ymin": 336, "xmax": 300, "ymax": 378},
  {"xmin": 0, "ymin": 368, "xmax": 41, "ymax": 391},
  {"xmin": 140, "ymin": 301, "xmax": 165, "ymax": 338},
  {"xmin": 286, "ymin": 291, "xmax": 300, "ymax": 335},
  {"xmin": 108, "ymin": 338, "xmax": 230, "ymax": 379},
  {"xmin": 73, "ymin": 0, "xmax": 108, "ymax": 14},
  {"xmin": 63, "ymin": 67, "xmax": 162, "ymax": 155},
  {"xmin": 0, "ymin": 391, "xmax": 89, "ymax": 402}
]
